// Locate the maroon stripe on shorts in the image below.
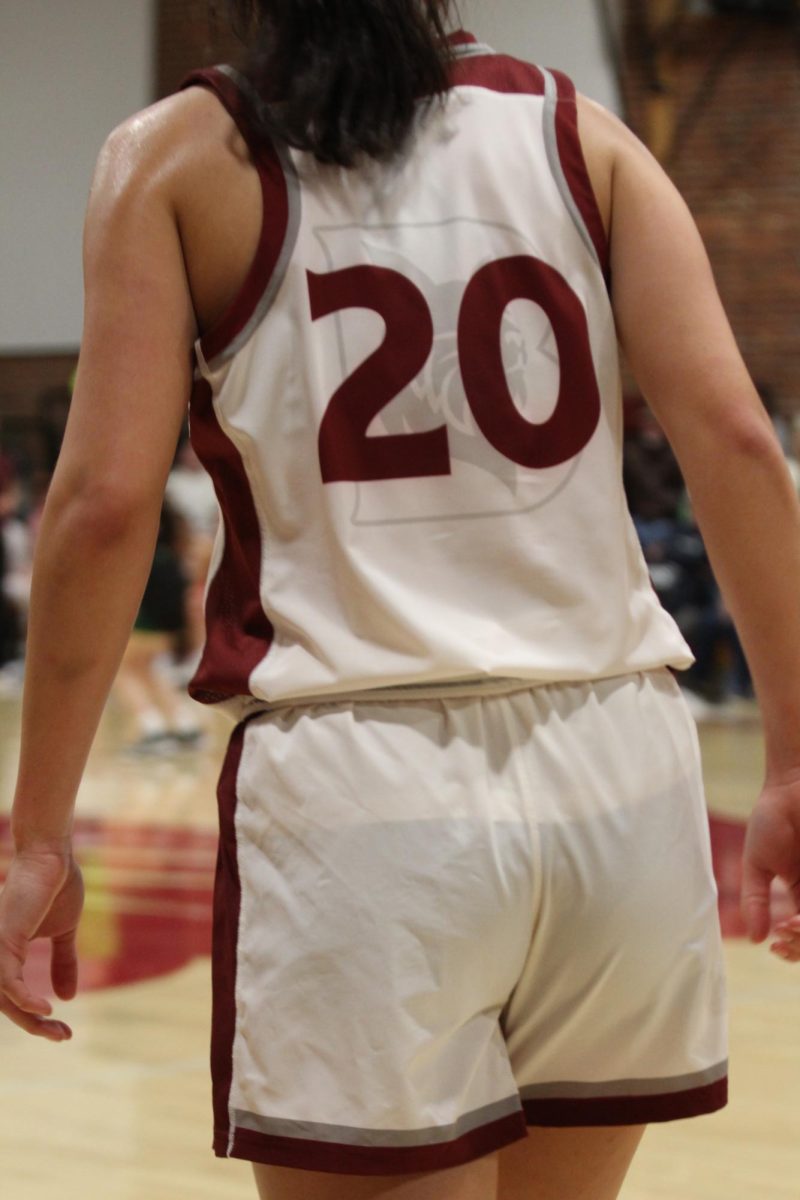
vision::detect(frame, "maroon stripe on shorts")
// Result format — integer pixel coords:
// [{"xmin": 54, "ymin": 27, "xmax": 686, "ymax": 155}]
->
[
  {"xmin": 210, "ymin": 720, "xmax": 249, "ymax": 1143},
  {"xmin": 215, "ymin": 1110, "xmax": 528, "ymax": 1175},
  {"xmin": 522, "ymin": 1076, "xmax": 728, "ymax": 1127},
  {"xmin": 550, "ymin": 69, "xmax": 610, "ymax": 280}
]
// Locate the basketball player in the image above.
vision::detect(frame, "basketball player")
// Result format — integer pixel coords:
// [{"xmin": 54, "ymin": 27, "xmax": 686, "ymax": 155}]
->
[{"xmin": 2, "ymin": 4, "xmax": 800, "ymax": 1199}]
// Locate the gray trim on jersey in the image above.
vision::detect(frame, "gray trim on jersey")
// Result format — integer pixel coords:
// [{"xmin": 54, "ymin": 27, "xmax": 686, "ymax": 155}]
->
[
  {"xmin": 540, "ymin": 68, "xmax": 600, "ymax": 270},
  {"xmin": 452, "ymin": 42, "xmax": 495, "ymax": 59},
  {"xmin": 520, "ymin": 1061, "xmax": 729, "ymax": 1102},
  {"xmin": 204, "ymin": 66, "xmax": 302, "ymax": 372},
  {"xmin": 233, "ymin": 1094, "xmax": 522, "ymax": 1148},
  {"xmin": 203, "ymin": 50, "xmax": 500, "ymax": 371}
]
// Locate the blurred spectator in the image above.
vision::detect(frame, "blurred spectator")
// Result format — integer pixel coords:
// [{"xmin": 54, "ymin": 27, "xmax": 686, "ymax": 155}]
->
[
  {"xmin": 166, "ymin": 434, "xmax": 218, "ymax": 539},
  {"xmin": 0, "ymin": 454, "xmax": 32, "ymax": 676},
  {"xmin": 113, "ymin": 499, "xmax": 206, "ymax": 754},
  {"xmin": 623, "ymin": 402, "xmax": 684, "ymax": 552},
  {"xmin": 623, "ymin": 399, "xmax": 752, "ymax": 715},
  {"xmin": 0, "ymin": 524, "xmax": 21, "ymax": 670},
  {"xmin": 682, "ymin": 584, "xmax": 753, "ymax": 705},
  {"xmin": 165, "ymin": 434, "xmax": 219, "ymax": 670}
]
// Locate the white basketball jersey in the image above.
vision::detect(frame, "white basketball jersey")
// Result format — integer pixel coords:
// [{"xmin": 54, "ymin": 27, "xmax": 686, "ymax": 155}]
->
[{"xmin": 182, "ymin": 32, "xmax": 692, "ymax": 719}]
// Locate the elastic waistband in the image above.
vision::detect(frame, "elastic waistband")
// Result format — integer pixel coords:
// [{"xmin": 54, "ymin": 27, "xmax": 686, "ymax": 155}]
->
[{"xmin": 236, "ymin": 670, "xmax": 672, "ymax": 721}]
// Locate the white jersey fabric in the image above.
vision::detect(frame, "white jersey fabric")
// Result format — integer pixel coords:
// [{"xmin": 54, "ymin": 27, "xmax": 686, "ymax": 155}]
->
[{"xmin": 182, "ymin": 34, "xmax": 693, "ymax": 720}]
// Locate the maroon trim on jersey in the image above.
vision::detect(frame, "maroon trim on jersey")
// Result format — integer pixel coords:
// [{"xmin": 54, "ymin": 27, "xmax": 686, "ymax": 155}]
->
[
  {"xmin": 210, "ymin": 719, "xmax": 248, "ymax": 1143},
  {"xmin": 550, "ymin": 69, "xmax": 610, "ymax": 280},
  {"xmin": 447, "ymin": 30, "xmax": 479, "ymax": 48},
  {"xmin": 216, "ymin": 1110, "xmax": 527, "ymax": 1174},
  {"xmin": 449, "ymin": 51, "xmax": 546, "ymax": 96},
  {"xmin": 180, "ymin": 68, "xmax": 290, "ymax": 365},
  {"xmin": 187, "ymin": 377, "xmax": 274, "ymax": 706},
  {"xmin": 445, "ymin": 56, "xmax": 609, "ymax": 280},
  {"xmin": 522, "ymin": 1076, "xmax": 728, "ymax": 1127}
]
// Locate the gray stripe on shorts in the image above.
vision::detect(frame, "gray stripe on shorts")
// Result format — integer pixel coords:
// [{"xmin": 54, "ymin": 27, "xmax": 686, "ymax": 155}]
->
[
  {"xmin": 520, "ymin": 1061, "xmax": 728, "ymax": 1101},
  {"xmin": 234, "ymin": 1094, "xmax": 522, "ymax": 1147}
]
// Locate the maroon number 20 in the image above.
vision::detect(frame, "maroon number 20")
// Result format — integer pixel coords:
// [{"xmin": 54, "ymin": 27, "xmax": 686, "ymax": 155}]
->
[{"xmin": 307, "ymin": 256, "xmax": 601, "ymax": 484}]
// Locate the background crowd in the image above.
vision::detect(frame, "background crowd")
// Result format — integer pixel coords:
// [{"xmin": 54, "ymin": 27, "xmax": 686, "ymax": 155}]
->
[
  {"xmin": 1, "ymin": 380, "xmax": 798, "ymax": 745},
  {"xmin": 623, "ymin": 384, "xmax": 799, "ymax": 718},
  {"xmin": 0, "ymin": 405, "xmax": 218, "ymax": 754}
]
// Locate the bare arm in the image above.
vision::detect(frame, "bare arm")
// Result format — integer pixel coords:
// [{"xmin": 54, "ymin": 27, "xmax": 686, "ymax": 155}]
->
[
  {"xmin": 0, "ymin": 104, "xmax": 197, "ymax": 1038},
  {"xmin": 601, "ymin": 105, "xmax": 800, "ymax": 950}
]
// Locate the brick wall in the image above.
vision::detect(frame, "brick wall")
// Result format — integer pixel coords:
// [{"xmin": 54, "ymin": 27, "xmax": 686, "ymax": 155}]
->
[
  {"xmin": 619, "ymin": 3, "xmax": 800, "ymax": 410},
  {"xmin": 0, "ymin": 354, "xmax": 76, "ymax": 477},
  {"xmin": 0, "ymin": 355, "xmax": 76, "ymax": 417},
  {"xmin": 156, "ymin": 0, "xmax": 243, "ymax": 98},
  {"xmin": 4, "ymin": 3, "xmax": 797, "ymax": 441},
  {"xmin": 159, "ymin": 0, "xmax": 800, "ymax": 412}
]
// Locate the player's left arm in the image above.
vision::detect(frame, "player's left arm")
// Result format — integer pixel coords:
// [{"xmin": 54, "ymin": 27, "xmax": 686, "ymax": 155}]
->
[
  {"xmin": 0, "ymin": 101, "xmax": 197, "ymax": 1040},
  {"xmin": 576, "ymin": 91, "xmax": 800, "ymax": 959}
]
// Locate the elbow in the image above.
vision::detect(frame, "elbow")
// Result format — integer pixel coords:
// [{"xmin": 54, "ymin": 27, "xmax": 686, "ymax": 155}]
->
[
  {"xmin": 45, "ymin": 479, "xmax": 158, "ymax": 546},
  {"xmin": 718, "ymin": 409, "xmax": 785, "ymax": 467}
]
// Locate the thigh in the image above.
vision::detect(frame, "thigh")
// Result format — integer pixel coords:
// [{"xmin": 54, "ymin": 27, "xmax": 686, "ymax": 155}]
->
[
  {"xmin": 497, "ymin": 1126, "xmax": 645, "ymax": 1200},
  {"xmin": 253, "ymin": 1156, "xmax": 498, "ymax": 1200}
]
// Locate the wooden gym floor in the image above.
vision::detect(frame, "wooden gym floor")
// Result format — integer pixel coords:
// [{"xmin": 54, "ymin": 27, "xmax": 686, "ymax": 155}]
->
[{"xmin": 1, "ymin": 693, "xmax": 798, "ymax": 1200}]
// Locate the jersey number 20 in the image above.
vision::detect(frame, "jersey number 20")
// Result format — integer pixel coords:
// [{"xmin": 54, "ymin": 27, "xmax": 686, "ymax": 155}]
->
[{"xmin": 307, "ymin": 256, "xmax": 601, "ymax": 484}]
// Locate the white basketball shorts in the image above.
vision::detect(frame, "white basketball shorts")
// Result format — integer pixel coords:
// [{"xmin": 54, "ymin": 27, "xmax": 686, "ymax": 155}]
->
[{"xmin": 211, "ymin": 669, "xmax": 727, "ymax": 1174}]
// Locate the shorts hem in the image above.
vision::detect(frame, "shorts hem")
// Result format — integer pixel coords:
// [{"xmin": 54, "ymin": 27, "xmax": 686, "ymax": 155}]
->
[
  {"xmin": 521, "ymin": 1076, "xmax": 728, "ymax": 1127},
  {"xmin": 213, "ymin": 1110, "xmax": 528, "ymax": 1175}
]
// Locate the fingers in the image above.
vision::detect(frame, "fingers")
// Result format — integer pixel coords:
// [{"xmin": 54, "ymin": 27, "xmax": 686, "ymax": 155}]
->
[
  {"xmin": 1, "ymin": 949, "xmax": 76, "ymax": 1038},
  {"xmin": 0, "ymin": 993, "xmax": 71, "ymax": 1041},
  {"xmin": 50, "ymin": 932, "xmax": 78, "ymax": 1001},
  {"xmin": 2, "ymin": 975, "xmax": 53, "ymax": 1017},
  {"xmin": 741, "ymin": 860, "xmax": 773, "ymax": 944},
  {"xmin": 0, "ymin": 855, "xmax": 83, "ymax": 1036},
  {"xmin": 771, "ymin": 915, "xmax": 800, "ymax": 964}
]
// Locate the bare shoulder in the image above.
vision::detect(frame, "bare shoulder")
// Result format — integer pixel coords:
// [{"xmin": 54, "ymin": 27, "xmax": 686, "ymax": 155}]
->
[
  {"xmin": 575, "ymin": 92, "xmax": 700, "ymax": 255},
  {"xmin": 576, "ymin": 94, "xmax": 637, "ymax": 149},
  {"xmin": 85, "ymin": 86, "xmax": 262, "ymax": 332},
  {"xmin": 573, "ymin": 94, "xmax": 632, "ymax": 234},
  {"xmin": 576, "ymin": 92, "xmax": 688, "ymax": 202},
  {"xmin": 90, "ymin": 88, "xmax": 245, "ymax": 210}
]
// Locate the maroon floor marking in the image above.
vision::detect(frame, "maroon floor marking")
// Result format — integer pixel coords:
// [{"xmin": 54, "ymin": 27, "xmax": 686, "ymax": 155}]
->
[
  {"xmin": 0, "ymin": 816, "xmax": 216, "ymax": 994},
  {"xmin": 0, "ymin": 811, "xmax": 787, "ymax": 995}
]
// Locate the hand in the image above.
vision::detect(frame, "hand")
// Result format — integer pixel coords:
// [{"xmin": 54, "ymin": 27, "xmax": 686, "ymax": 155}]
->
[
  {"xmin": 742, "ymin": 776, "xmax": 800, "ymax": 960},
  {"xmin": 0, "ymin": 848, "xmax": 84, "ymax": 1039}
]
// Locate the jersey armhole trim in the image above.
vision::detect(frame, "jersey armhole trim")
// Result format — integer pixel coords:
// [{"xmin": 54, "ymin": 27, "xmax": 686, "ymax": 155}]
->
[
  {"xmin": 545, "ymin": 69, "xmax": 610, "ymax": 284},
  {"xmin": 180, "ymin": 66, "xmax": 301, "ymax": 371}
]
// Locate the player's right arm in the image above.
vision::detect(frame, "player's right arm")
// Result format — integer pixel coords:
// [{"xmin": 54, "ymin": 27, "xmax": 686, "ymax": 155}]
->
[
  {"xmin": 581, "ymin": 99, "xmax": 800, "ymax": 955},
  {"xmin": 0, "ymin": 96, "xmax": 199, "ymax": 1041}
]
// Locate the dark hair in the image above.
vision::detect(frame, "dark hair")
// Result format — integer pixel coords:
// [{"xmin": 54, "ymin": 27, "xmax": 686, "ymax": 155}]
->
[{"xmin": 226, "ymin": 0, "xmax": 455, "ymax": 166}]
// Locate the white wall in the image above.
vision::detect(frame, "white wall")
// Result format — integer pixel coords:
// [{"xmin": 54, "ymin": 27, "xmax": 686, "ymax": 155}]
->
[
  {"xmin": 0, "ymin": 1, "xmax": 618, "ymax": 354},
  {"xmin": 461, "ymin": 0, "xmax": 622, "ymax": 113},
  {"xmin": 0, "ymin": 0, "xmax": 155, "ymax": 353}
]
